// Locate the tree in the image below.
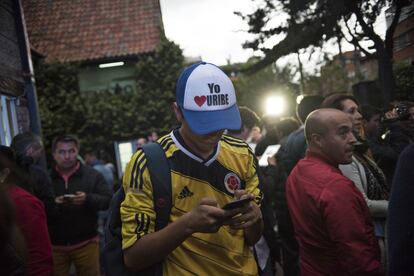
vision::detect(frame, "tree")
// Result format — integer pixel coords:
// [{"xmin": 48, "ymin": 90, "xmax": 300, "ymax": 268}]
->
[
  {"xmin": 223, "ymin": 58, "xmax": 299, "ymax": 116},
  {"xmin": 394, "ymin": 63, "xmax": 414, "ymax": 101},
  {"xmin": 237, "ymin": 0, "xmax": 412, "ymax": 105},
  {"xmin": 133, "ymin": 38, "xmax": 184, "ymax": 135},
  {"xmin": 302, "ymin": 51, "xmax": 366, "ymax": 96},
  {"xmin": 35, "ymin": 60, "xmax": 86, "ymax": 153},
  {"xmin": 35, "ymin": 38, "xmax": 184, "ymax": 162}
]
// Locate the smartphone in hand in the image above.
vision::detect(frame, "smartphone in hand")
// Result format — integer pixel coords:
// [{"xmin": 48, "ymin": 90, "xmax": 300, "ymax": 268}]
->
[
  {"xmin": 222, "ymin": 197, "xmax": 252, "ymax": 210},
  {"xmin": 63, "ymin": 194, "xmax": 76, "ymax": 201}
]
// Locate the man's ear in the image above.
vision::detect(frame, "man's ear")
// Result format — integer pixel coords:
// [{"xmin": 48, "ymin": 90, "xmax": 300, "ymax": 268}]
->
[
  {"xmin": 51, "ymin": 149, "xmax": 58, "ymax": 161},
  {"xmin": 311, "ymin": 133, "xmax": 323, "ymax": 148},
  {"xmin": 172, "ymin": 102, "xmax": 184, "ymax": 123}
]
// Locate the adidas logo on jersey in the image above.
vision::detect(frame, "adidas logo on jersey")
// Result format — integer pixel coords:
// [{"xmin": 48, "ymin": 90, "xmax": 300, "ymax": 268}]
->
[{"xmin": 178, "ymin": 186, "xmax": 194, "ymax": 199}]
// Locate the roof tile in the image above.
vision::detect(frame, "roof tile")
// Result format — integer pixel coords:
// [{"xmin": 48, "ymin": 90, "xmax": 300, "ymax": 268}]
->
[{"xmin": 22, "ymin": 0, "xmax": 163, "ymax": 62}]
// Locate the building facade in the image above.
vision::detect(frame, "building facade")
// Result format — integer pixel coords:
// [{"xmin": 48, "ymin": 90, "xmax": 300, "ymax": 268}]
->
[
  {"xmin": 0, "ymin": 0, "xmax": 41, "ymax": 145},
  {"xmin": 386, "ymin": 3, "xmax": 414, "ymax": 64},
  {"xmin": 22, "ymin": 0, "xmax": 164, "ymax": 95}
]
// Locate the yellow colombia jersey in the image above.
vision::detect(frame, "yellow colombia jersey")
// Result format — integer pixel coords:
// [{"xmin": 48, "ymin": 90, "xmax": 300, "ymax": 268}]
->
[{"xmin": 121, "ymin": 130, "xmax": 263, "ymax": 276}]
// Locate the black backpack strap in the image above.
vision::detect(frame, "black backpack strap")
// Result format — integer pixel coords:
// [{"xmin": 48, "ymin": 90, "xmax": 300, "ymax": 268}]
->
[
  {"xmin": 103, "ymin": 142, "xmax": 171, "ymax": 276},
  {"xmin": 141, "ymin": 142, "xmax": 171, "ymax": 276},
  {"xmin": 106, "ymin": 187, "xmax": 125, "ymax": 238},
  {"xmin": 142, "ymin": 142, "xmax": 172, "ymax": 230},
  {"xmin": 103, "ymin": 187, "xmax": 131, "ymax": 276}
]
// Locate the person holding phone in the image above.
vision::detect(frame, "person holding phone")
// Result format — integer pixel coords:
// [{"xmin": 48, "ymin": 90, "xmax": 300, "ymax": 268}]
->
[
  {"xmin": 121, "ymin": 62, "xmax": 263, "ymax": 275},
  {"xmin": 49, "ymin": 135, "xmax": 112, "ymax": 276}
]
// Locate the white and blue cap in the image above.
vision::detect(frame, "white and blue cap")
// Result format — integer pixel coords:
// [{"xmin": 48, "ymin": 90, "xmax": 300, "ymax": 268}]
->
[{"xmin": 176, "ymin": 62, "xmax": 241, "ymax": 135}]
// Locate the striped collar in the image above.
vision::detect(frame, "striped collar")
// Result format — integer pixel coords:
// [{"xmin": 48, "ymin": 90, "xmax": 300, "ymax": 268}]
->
[{"xmin": 171, "ymin": 129, "xmax": 220, "ymax": 166}]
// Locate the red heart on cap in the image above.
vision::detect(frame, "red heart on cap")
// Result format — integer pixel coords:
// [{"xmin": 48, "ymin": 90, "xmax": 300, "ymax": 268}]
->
[{"xmin": 194, "ymin": 96, "xmax": 206, "ymax": 107}]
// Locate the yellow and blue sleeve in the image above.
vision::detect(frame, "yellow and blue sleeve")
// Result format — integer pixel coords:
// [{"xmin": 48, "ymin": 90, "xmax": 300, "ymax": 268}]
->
[{"xmin": 120, "ymin": 149, "xmax": 156, "ymax": 250}]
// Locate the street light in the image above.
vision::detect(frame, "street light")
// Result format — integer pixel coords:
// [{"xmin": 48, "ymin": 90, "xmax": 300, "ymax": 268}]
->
[{"xmin": 265, "ymin": 96, "xmax": 285, "ymax": 116}]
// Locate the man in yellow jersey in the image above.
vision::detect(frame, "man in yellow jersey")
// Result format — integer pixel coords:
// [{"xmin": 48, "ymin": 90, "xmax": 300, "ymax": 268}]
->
[{"xmin": 121, "ymin": 62, "xmax": 264, "ymax": 275}]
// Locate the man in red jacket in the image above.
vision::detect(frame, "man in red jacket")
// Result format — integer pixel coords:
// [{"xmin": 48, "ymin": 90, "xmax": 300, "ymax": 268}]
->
[{"xmin": 286, "ymin": 108, "xmax": 383, "ymax": 275}]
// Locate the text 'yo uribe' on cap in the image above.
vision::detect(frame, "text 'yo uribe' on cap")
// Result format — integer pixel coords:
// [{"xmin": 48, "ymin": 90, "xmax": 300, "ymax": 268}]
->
[{"xmin": 176, "ymin": 62, "xmax": 242, "ymax": 135}]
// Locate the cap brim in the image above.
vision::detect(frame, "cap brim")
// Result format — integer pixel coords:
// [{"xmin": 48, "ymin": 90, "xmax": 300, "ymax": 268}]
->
[{"xmin": 182, "ymin": 105, "xmax": 241, "ymax": 135}]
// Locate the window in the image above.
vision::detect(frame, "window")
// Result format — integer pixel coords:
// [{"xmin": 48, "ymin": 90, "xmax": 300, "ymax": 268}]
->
[
  {"xmin": 394, "ymin": 32, "xmax": 411, "ymax": 52},
  {"xmin": 114, "ymin": 140, "xmax": 137, "ymax": 179},
  {"xmin": 0, "ymin": 96, "xmax": 19, "ymax": 146}
]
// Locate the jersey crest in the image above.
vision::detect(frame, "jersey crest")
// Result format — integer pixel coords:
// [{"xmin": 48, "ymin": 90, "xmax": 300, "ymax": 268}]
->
[{"xmin": 224, "ymin": 172, "xmax": 241, "ymax": 194}]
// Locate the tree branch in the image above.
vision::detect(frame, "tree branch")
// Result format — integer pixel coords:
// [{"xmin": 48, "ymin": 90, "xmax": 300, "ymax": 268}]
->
[
  {"xmin": 352, "ymin": 18, "xmax": 365, "ymax": 38},
  {"xmin": 353, "ymin": 8, "xmax": 383, "ymax": 49},
  {"xmin": 342, "ymin": 19, "xmax": 374, "ymax": 58},
  {"xmin": 242, "ymin": 17, "xmax": 337, "ymax": 74},
  {"xmin": 385, "ymin": 3, "xmax": 404, "ymax": 57}
]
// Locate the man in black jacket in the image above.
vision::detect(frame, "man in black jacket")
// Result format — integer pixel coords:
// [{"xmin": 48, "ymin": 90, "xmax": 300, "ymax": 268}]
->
[
  {"xmin": 11, "ymin": 132, "xmax": 59, "ymax": 226},
  {"xmin": 228, "ymin": 106, "xmax": 279, "ymax": 275},
  {"xmin": 388, "ymin": 143, "xmax": 414, "ymax": 275},
  {"xmin": 272, "ymin": 95, "xmax": 323, "ymax": 276},
  {"xmin": 49, "ymin": 135, "xmax": 111, "ymax": 276}
]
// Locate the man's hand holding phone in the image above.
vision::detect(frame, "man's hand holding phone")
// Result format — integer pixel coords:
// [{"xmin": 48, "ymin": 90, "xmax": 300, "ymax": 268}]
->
[
  {"xmin": 55, "ymin": 191, "xmax": 86, "ymax": 205},
  {"xmin": 71, "ymin": 191, "xmax": 86, "ymax": 205},
  {"xmin": 55, "ymin": 194, "xmax": 74, "ymax": 204},
  {"xmin": 222, "ymin": 197, "xmax": 252, "ymax": 210},
  {"xmin": 63, "ymin": 194, "xmax": 76, "ymax": 200},
  {"xmin": 224, "ymin": 190, "xmax": 262, "ymax": 230}
]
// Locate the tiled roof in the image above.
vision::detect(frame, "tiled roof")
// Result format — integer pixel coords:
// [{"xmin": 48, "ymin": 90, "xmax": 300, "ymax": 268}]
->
[{"xmin": 22, "ymin": 0, "xmax": 164, "ymax": 62}]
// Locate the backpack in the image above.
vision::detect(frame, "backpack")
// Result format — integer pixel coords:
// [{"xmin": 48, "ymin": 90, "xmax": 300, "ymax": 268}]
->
[{"xmin": 102, "ymin": 143, "xmax": 171, "ymax": 276}]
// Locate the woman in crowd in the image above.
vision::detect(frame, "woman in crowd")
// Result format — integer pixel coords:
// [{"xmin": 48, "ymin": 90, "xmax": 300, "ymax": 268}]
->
[
  {"xmin": 11, "ymin": 132, "xmax": 58, "ymax": 226},
  {"xmin": 0, "ymin": 145, "xmax": 53, "ymax": 275},
  {"xmin": 0, "ymin": 185, "xmax": 27, "ymax": 275},
  {"xmin": 321, "ymin": 94, "xmax": 389, "ymax": 265}
]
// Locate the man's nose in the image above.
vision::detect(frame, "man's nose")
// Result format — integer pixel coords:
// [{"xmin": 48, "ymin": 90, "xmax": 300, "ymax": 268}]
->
[{"xmin": 349, "ymin": 132, "xmax": 357, "ymax": 144}]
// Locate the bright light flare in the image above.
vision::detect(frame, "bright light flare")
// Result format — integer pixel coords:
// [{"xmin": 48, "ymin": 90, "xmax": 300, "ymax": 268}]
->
[
  {"xmin": 265, "ymin": 96, "xmax": 285, "ymax": 116},
  {"xmin": 98, "ymin": 61, "xmax": 124, "ymax": 68}
]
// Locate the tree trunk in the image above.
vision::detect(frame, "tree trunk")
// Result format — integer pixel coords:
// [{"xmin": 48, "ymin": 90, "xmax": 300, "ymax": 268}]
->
[
  {"xmin": 296, "ymin": 52, "xmax": 305, "ymax": 94},
  {"xmin": 376, "ymin": 48, "xmax": 395, "ymax": 107}
]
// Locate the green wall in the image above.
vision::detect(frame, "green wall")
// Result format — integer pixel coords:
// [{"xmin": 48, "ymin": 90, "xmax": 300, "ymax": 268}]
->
[{"xmin": 78, "ymin": 63, "xmax": 137, "ymax": 94}]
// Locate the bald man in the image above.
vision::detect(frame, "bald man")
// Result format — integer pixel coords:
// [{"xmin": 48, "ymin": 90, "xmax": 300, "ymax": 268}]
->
[{"xmin": 286, "ymin": 109, "xmax": 383, "ymax": 275}]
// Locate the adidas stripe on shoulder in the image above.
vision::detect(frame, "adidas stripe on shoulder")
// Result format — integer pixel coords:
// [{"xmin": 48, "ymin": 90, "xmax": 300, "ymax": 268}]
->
[
  {"xmin": 127, "ymin": 149, "xmax": 148, "ymax": 190},
  {"xmin": 222, "ymin": 135, "xmax": 249, "ymax": 148}
]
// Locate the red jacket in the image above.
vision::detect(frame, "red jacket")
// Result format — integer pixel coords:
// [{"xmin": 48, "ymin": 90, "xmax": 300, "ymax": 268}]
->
[
  {"xmin": 286, "ymin": 151, "xmax": 383, "ymax": 275},
  {"xmin": 8, "ymin": 185, "xmax": 53, "ymax": 276}
]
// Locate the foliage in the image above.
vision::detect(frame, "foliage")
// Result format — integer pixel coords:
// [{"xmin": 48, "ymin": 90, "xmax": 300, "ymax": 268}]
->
[
  {"xmin": 238, "ymin": 0, "xmax": 407, "ymax": 70},
  {"xmin": 35, "ymin": 60, "xmax": 86, "ymax": 152},
  {"xmin": 133, "ymin": 38, "xmax": 185, "ymax": 135},
  {"xmin": 301, "ymin": 57, "xmax": 414, "ymax": 101},
  {"xmin": 303, "ymin": 59, "xmax": 352, "ymax": 96},
  {"xmin": 237, "ymin": 0, "xmax": 412, "ymax": 103},
  {"xmin": 236, "ymin": 0, "xmax": 341, "ymax": 72},
  {"xmin": 35, "ymin": 38, "xmax": 184, "ymax": 162}
]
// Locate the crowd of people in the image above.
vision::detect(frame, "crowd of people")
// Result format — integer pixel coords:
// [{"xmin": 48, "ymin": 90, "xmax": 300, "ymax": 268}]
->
[{"xmin": 0, "ymin": 61, "xmax": 413, "ymax": 276}]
